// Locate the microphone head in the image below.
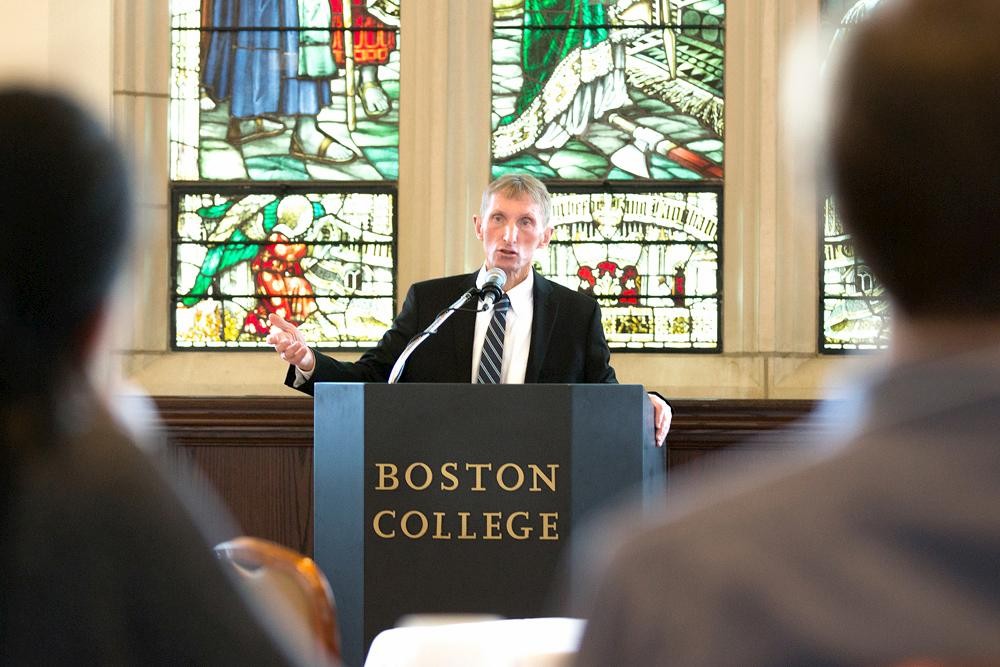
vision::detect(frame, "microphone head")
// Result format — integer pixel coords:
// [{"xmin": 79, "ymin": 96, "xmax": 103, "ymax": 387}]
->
[
  {"xmin": 484, "ymin": 267, "xmax": 507, "ymax": 290},
  {"xmin": 480, "ymin": 268, "xmax": 507, "ymax": 308}
]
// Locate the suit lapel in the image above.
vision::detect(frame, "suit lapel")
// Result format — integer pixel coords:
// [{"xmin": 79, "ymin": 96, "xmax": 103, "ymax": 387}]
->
[
  {"xmin": 525, "ymin": 270, "xmax": 556, "ymax": 383},
  {"xmin": 449, "ymin": 271, "xmax": 479, "ymax": 382}
]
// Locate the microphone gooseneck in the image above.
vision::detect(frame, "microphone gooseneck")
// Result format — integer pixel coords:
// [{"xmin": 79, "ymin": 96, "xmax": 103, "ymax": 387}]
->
[{"xmin": 387, "ymin": 269, "xmax": 508, "ymax": 383}]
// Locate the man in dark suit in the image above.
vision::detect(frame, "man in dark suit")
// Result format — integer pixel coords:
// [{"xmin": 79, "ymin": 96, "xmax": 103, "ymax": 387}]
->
[{"xmin": 268, "ymin": 173, "xmax": 670, "ymax": 445}]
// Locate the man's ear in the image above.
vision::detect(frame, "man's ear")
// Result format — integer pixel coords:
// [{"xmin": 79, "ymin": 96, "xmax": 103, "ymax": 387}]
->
[
  {"xmin": 539, "ymin": 225, "xmax": 553, "ymax": 248},
  {"xmin": 473, "ymin": 215, "xmax": 484, "ymax": 240}
]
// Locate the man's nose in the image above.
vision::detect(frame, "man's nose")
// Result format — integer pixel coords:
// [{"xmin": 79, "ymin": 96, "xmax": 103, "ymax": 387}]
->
[{"xmin": 502, "ymin": 222, "xmax": 517, "ymax": 242}]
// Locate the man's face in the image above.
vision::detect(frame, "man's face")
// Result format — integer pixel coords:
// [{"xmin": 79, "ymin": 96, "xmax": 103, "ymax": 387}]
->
[{"xmin": 474, "ymin": 192, "xmax": 552, "ymax": 289}]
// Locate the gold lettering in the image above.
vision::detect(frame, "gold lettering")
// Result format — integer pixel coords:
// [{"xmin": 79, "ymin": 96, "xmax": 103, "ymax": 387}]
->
[
  {"xmin": 440, "ymin": 462, "xmax": 459, "ymax": 491},
  {"xmin": 375, "ymin": 460, "xmax": 562, "ymax": 497},
  {"xmin": 496, "ymin": 463, "xmax": 525, "ymax": 492},
  {"xmin": 376, "ymin": 463, "xmax": 399, "ymax": 491},
  {"xmin": 373, "ymin": 510, "xmax": 396, "ymax": 538},
  {"xmin": 400, "ymin": 510, "xmax": 429, "ymax": 539},
  {"xmin": 404, "ymin": 462, "xmax": 433, "ymax": 491},
  {"xmin": 458, "ymin": 511, "xmax": 478, "ymax": 539},
  {"xmin": 483, "ymin": 512, "xmax": 503, "ymax": 540},
  {"xmin": 373, "ymin": 510, "xmax": 563, "ymax": 541},
  {"xmin": 539, "ymin": 512, "xmax": 559, "ymax": 540},
  {"xmin": 528, "ymin": 464, "xmax": 558, "ymax": 492},
  {"xmin": 506, "ymin": 511, "xmax": 532, "ymax": 540},
  {"xmin": 465, "ymin": 463, "xmax": 492, "ymax": 491},
  {"xmin": 432, "ymin": 511, "xmax": 452, "ymax": 539}
]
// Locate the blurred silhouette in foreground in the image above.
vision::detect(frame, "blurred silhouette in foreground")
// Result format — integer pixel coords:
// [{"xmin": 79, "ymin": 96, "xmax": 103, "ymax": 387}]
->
[
  {"xmin": 0, "ymin": 87, "xmax": 314, "ymax": 665},
  {"xmin": 571, "ymin": 1, "xmax": 1000, "ymax": 665}
]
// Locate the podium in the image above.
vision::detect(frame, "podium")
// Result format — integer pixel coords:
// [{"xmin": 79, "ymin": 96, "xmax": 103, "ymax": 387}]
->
[{"xmin": 314, "ymin": 383, "xmax": 664, "ymax": 666}]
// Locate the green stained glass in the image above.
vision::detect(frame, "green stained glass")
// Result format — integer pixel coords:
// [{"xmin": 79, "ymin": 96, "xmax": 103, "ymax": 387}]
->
[
  {"xmin": 492, "ymin": 0, "xmax": 724, "ymax": 352},
  {"xmin": 169, "ymin": 0, "xmax": 400, "ymax": 182},
  {"xmin": 173, "ymin": 189, "xmax": 396, "ymax": 349},
  {"xmin": 540, "ymin": 190, "xmax": 721, "ymax": 350},
  {"xmin": 819, "ymin": 0, "xmax": 889, "ymax": 352},
  {"xmin": 491, "ymin": 0, "xmax": 725, "ymax": 182}
]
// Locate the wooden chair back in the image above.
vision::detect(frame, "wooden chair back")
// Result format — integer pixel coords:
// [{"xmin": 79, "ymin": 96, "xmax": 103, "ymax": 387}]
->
[{"xmin": 215, "ymin": 536, "xmax": 341, "ymax": 664}]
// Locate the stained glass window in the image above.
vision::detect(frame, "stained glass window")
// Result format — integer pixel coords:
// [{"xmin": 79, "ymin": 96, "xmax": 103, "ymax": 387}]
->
[
  {"xmin": 541, "ymin": 188, "xmax": 720, "ymax": 350},
  {"xmin": 821, "ymin": 198, "xmax": 888, "ymax": 350},
  {"xmin": 491, "ymin": 0, "xmax": 724, "ymax": 351},
  {"xmin": 169, "ymin": 0, "xmax": 400, "ymax": 350},
  {"xmin": 819, "ymin": 0, "xmax": 889, "ymax": 351},
  {"xmin": 170, "ymin": 0, "xmax": 400, "ymax": 182},
  {"xmin": 173, "ymin": 189, "xmax": 396, "ymax": 349},
  {"xmin": 491, "ymin": 0, "xmax": 724, "ymax": 181}
]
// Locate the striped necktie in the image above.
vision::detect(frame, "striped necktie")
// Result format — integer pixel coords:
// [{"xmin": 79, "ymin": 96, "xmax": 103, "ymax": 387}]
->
[{"xmin": 476, "ymin": 294, "xmax": 510, "ymax": 384}]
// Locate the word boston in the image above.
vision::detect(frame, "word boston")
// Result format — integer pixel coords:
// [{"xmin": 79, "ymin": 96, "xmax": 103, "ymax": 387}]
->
[
  {"xmin": 313, "ymin": 383, "xmax": 663, "ymax": 667},
  {"xmin": 371, "ymin": 460, "xmax": 562, "ymax": 541}
]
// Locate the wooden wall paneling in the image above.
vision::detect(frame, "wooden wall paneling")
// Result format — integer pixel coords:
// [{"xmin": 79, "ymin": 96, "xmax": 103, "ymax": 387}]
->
[
  {"xmin": 185, "ymin": 444, "xmax": 313, "ymax": 554},
  {"xmin": 157, "ymin": 397, "xmax": 315, "ymax": 553},
  {"xmin": 666, "ymin": 399, "xmax": 820, "ymax": 471},
  {"xmin": 156, "ymin": 397, "xmax": 822, "ymax": 557}
]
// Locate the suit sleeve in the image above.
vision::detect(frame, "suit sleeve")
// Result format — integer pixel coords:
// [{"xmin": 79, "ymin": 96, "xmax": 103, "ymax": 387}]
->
[
  {"xmin": 284, "ymin": 284, "xmax": 422, "ymax": 395},
  {"xmin": 585, "ymin": 300, "xmax": 618, "ymax": 384}
]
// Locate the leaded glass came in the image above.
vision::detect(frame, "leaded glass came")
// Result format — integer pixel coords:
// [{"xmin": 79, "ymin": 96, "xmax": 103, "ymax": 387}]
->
[
  {"xmin": 169, "ymin": 0, "xmax": 400, "ymax": 182},
  {"xmin": 541, "ymin": 190, "xmax": 720, "ymax": 350},
  {"xmin": 173, "ymin": 189, "xmax": 395, "ymax": 349}
]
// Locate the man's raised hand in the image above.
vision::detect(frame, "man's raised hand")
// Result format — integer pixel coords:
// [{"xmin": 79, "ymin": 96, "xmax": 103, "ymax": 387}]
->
[{"xmin": 266, "ymin": 313, "xmax": 316, "ymax": 373}]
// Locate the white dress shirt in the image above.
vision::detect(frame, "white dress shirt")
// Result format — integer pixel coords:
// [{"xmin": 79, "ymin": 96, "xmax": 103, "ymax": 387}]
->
[{"xmin": 471, "ymin": 266, "xmax": 534, "ymax": 384}]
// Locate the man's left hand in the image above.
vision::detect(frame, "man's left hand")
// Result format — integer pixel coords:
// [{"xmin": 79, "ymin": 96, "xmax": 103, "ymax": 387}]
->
[{"xmin": 647, "ymin": 393, "xmax": 671, "ymax": 448}]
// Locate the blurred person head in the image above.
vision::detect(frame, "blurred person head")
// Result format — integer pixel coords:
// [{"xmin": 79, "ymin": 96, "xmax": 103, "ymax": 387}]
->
[
  {"xmin": 825, "ymin": 0, "xmax": 1000, "ymax": 319},
  {"xmin": 0, "ymin": 87, "xmax": 132, "ymax": 404}
]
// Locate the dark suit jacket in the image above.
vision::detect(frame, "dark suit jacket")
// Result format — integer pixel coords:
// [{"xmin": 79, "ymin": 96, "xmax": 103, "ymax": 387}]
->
[{"xmin": 286, "ymin": 270, "xmax": 617, "ymax": 393}]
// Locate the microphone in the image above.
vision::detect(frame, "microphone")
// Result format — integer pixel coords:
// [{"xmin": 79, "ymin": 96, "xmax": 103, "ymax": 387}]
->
[
  {"xmin": 479, "ymin": 268, "xmax": 507, "ymax": 309},
  {"xmin": 389, "ymin": 269, "xmax": 507, "ymax": 383}
]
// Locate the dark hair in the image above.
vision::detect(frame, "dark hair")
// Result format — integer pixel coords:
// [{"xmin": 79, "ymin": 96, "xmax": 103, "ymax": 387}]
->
[
  {"xmin": 0, "ymin": 88, "xmax": 132, "ymax": 397},
  {"xmin": 828, "ymin": 0, "xmax": 1000, "ymax": 317}
]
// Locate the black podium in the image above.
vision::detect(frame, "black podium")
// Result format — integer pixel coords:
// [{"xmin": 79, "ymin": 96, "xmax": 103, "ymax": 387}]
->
[{"xmin": 313, "ymin": 383, "xmax": 664, "ymax": 666}]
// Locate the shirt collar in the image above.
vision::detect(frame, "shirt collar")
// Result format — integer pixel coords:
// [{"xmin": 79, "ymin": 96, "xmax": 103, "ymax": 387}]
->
[{"xmin": 476, "ymin": 266, "xmax": 534, "ymax": 315}]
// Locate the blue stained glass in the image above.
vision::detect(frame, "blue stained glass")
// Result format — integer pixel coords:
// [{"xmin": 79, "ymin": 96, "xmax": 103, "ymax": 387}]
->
[{"xmin": 169, "ymin": 0, "xmax": 401, "ymax": 182}]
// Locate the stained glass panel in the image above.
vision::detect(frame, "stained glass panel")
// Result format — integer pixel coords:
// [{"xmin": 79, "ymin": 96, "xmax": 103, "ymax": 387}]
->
[
  {"xmin": 491, "ymin": 0, "xmax": 725, "ymax": 181},
  {"xmin": 169, "ymin": 0, "xmax": 400, "ymax": 182},
  {"xmin": 822, "ymin": 197, "xmax": 889, "ymax": 350},
  {"xmin": 540, "ymin": 189, "xmax": 721, "ymax": 350},
  {"xmin": 173, "ymin": 189, "xmax": 396, "ymax": 349},
  {"xmin": 819, "ymin": 0, "xmax": 889, "ymax": 351}
]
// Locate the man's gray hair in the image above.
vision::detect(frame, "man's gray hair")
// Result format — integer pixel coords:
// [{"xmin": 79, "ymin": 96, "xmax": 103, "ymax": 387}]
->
[{"xmin": 480, "ymin": 173, "xmax": 552, "ymax": 227}]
